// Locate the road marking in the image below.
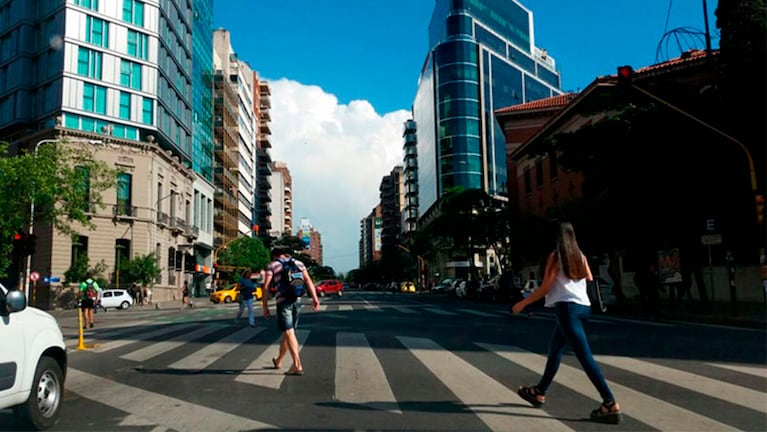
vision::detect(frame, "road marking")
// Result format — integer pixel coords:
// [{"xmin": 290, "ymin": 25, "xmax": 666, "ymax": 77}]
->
[
  {"xmin": 707, "ymin": 363, "xmax": 767, "ymax": 378},
  {"xmin": 598, "ymin": 355, "xmax": 767, "ymax": 413},
  {"xmin": 398, "ymin": 336, "xmax": 574, "ymax": 432},
  {"xmin": 338, "ymin": 305, "xmax": 353, "ymax": 312},
  {"xmin": 421, "ymin": 307, "xmax": 458, "ymax": 316},
  {"xmin": 455, "ymin": 308, "xmax": 498, "ymax": 318},
  {"xmin": 120, "ymin": 325, "xmax": 222, "ymax": 362},
  {"xmin": 392, "ymin": 306, "xmax": 417, "ymax": 314},
  {"xmin": 235, "ymin": 329, "xmax": 310, "ymax": 389},
  {"xmin": 89, "ymin": 324, "xmax": 188, "ymax": 353},
  {"xmin": 66, "ymin": 368, "xmax": 276, "ymax": 431},
  {"xmin": 168, "ymin": 327, "xmax": 264, "ymax": 370},
  {"xmin": 479, "ymin": 343, "xmax": 739, "ymax": 431},
  {"xmin": 335, "ymin": 332, "xmax": 400, "ymax": 414},
  {"xmin": 363, "ymin": 304, "xmax": 384, "ymax": 312}
]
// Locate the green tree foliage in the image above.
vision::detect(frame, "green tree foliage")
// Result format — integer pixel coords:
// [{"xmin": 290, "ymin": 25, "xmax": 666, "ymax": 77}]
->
[
  {"xmin": 217, "ymin": 236, "xmax": 270, "ymax": 271},
  {"xmin": 271, "ymin": 233, "xmax": 308, "ymax": 256},
  {"xmin": 0, "ymin": 140, "xmax": 117, "ymax": 276},
  {"xmin": 309, "ymin": 265, "xmax": 336, "ymax": 281},
  {"xmin": 63, "ymin": 254, "xmax": 108, "ymax": 288},
  {"xmin": 118, "ymin": 253, "xmax": 161, "ymax": 286}
]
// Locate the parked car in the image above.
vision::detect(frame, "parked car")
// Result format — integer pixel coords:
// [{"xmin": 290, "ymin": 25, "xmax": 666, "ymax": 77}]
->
[
  {"xmin": 400, "ymin": 281, "xmax": 416, "ymax": 293},
  {"xmin": 0, "ymin": 283, "xmax": 67, "ymax": 430},
  {"xmin": 316, "ymin": 279, "xmax": 343, "ymax": 297},
  {"xmin": 99, "ymin": 289, "xmax": 133, "ymax": 310},
  {"xmin": 432, "ymin": 278, "xmax": 460, "ymax": 294}
]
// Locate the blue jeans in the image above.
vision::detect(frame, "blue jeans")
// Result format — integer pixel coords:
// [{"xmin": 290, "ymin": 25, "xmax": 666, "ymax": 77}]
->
[
  {"xmin": 537, "ymin": 302, "xmax": 615, "ymax": 403},
  {"xmin": 236, "ymin": 297, "xmax": 255, "ymax": 326}
]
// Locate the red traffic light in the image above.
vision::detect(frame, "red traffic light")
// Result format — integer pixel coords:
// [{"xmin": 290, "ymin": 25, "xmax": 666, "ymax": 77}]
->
[
  {"xmin": 13, "ymin": 233, "xmax": 22, "ymax": 241},
  {"xmin": 617, "ymin": 65, "xmax": 633, "ymax": 79}
]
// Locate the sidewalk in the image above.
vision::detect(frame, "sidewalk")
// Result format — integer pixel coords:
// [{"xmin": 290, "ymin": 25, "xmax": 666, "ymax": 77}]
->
[{"xmin": 602, "ymin": 298, "xmax": 766, "ymax": 329}]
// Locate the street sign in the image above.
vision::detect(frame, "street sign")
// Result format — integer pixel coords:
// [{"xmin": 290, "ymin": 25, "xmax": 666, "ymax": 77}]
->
[
  {"xmin": 49, "ymin": 276, "xmax": 60, "ymax": 283},
  {"xmin": 30, "ymin": 271, "xmax": 40, "ymax": 281},
  {"xmin": 701, "ymin": 234, "xmax": 723, "ymax": 245}
]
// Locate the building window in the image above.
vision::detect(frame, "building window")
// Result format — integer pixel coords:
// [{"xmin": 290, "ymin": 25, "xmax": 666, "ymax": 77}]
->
[
  {"xmin": 82, "ymin": 83, "xmax": 106, "ymax": 114},
  {"xmin": 120, "ymin": 60, "xmax": 141, "ymax": 90},
  {"xmin": 85, "ymin": 16, "xmax": 109, "ymax": 48},
  {"xmin": 127, "ymin": 29, "xmax": 148, "ymax": 59},
  {"xmin": 77, "ymin": 47, "xmax": 102, "ymax": 79},
  {"xmin": 116, "ymin": 172, "xmax": 132, "ymax": 215},
  {"xmin": 535, "ymin": 159, "xmax": 544, "ymax": 189},
  {"xmin": 70, "ymin": 235, "xmax": 88, "ymax": 268},
  {"xmin": 115, "ymin": 238, "xmax": 130, "ymax": 286},
  {"xmin": 524, "ymin": 169, "xmax": 531, "ymax": 195},
  {"xmin": 142, "ymin": 97, "xmax": 153, "ymax": 124},
  {"xmin": 122, "ymin": 0, "xmax": 145, "ymax": 26},
  {"xmin": 74, "ymin": 166, "xmax": 91, "ymax": 212},
  {"xmin": 74, "ymin": 0, "xmax": 99, "ymax": 10},
  {"xmin": 119, "ymin": 91, "xmax": 131, "ymax": 120}
]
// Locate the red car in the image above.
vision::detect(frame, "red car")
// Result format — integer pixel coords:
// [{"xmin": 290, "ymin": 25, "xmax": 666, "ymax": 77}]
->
[{"xmin": 316, "ymin": 279, "xmax": 343, "ymax": 297}]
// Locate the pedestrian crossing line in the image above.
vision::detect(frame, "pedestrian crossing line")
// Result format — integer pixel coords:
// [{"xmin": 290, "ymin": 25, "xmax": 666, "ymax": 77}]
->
[
  {"xmin": 86, "ymin": 324, "xmax": 189, "ymax": 353},
  {"xmin": 318, "ymin": 304, "xmax": 329, "ymax": 311},
  {"xmin": 597, "ymin": 355, "xmax": 767, "ymax": 413},
  {"xmin": 66, "ymin": 368, "xmax": 276, "ymax": 431},
  {"xmin": 397, "ymin": 336, "xmax": 575, "ymax": 432},
  {"xmin": 391, "ymin": 306, "xmax": 417, "ymax": 314},
  {"xmin": 338, "ymin": 305, "xmax": 353, "ymax": 312},
  {"xmin": 335, "ymin": 332, "xmax": 401, "ymax": 414},
  {"xmin": 454, "ymin": 308, "xmax": 498, "ymax": 318},
  {"xmin": 168, "ymin": 327, "xmax": 265, "ymax": 371},
  {"xmin": 478, "ymin": 343, "xmax": 739, "ymax": 432},
  {"xmin": 363, "ymin": 304, "xmax": 384, "ymax": 312},
  {"xmin": 120, "ymin": 325, "xmax": 223, "ymax": 362},
  {"xmin": 234, "ymin": 329, "xmax": 310, "ymax": 389},
  {"xmin": 707, "ymin": 363, "xmax": 767, "ymax": 379},
  {"xmin": 421, "ymin": 307, "xmax": 458, "ymax": 316}
]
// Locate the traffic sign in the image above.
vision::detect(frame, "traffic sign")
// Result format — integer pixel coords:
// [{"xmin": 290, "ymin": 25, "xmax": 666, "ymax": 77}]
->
[
  {"xmin": 701, "ymin": 234, "xmax": 723, "ymax": 246},
  {"xmin": 30, "ymin": 271, "xmax": 40, "ymax": 281}
]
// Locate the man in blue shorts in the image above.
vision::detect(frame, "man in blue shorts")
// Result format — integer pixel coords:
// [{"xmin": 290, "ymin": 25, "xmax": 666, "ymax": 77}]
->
[{"xmin": 262, "ymin": 248, "xmax": 320, "ymax": 375}]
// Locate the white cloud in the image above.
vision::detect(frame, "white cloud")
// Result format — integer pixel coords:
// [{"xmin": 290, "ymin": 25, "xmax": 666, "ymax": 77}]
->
[{"xmin": 268, "ymin": 78, "xmax": 410, "ymax": 274}]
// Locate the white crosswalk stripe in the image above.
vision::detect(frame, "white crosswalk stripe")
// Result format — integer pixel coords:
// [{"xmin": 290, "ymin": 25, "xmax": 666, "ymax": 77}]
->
[
  {"xmin": 335, "ymin": 332, "xmax": 401, "ymax": 414},
  {"xmin": 90, "ymin": 324, "xmax": 189, "ymax": 353},
  {"xmin": 421, "ymin": 306, "xmax": 458, "ymax": 316},
  {"xmin": 234, "ymin": 329, "xmax": 310, "ymax": 389},
  {"xmin": 478, "ymin": 343, "xmax": 740, "ymax": 431},
  {"xmin": 707, "ymin": 362, "xmax": 767, "ymax": 378},
  {"xmin": 168, "ymin": 326, "xmax": 264, "ymax": 370},
  {"xmin": 120, "ymin": 325, "xmax": 223, "ymax": 362},
  {"xmin": 454, "ymin": 308, "xmax": 499, "ymax": 317}
]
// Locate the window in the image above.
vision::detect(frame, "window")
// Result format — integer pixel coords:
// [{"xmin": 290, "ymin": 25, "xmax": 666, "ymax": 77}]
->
[
  {"xmin": 535, "ymin": 159, "xmax": 544, "ymax": 188},
  {"xmin": 127, "ymin": 30, "xmax": 148, "ymax": 59},
  {"xmin": 156, "ymin": 182, "xmax": 163, "ymax": 213},
  {"xmin": 76, "ymin": 47, "xmax": 102, "ymax": 79},
  {"xmin": 74, "ymin": 0, "xmax": 98, "ymax": 10},
  {"xmin": 71, "ymin": 235, "xmax": 88, "ymax": 268},
  {"xmin": 119, "ymin": 92, "xmax": 131, "ymax": 119},
  {"xmin": 115, "ymin": 239, "xmax": 130, "ymax": 282},
  {"xmin": 142, "ymin": 97, "xmax": 153, "ymax": 124},
  {"xmin": 120, "ymin": 60, "xmax": 141, "ymax": 90},
  {"xmin": 524, "ymin": 169, "xmax": 531, "ymax": 195},
  {"xmin": 116, "ymin": 172, "xmax": 132, "ymax": 215},
  {"xmin": 74, "ymin": 166, "xmax": 91, "ymax": 212},
  {"xmin": 122, "ymin": 0, "xmax": 144, "ymax": 26},
  {"xmin": 82, "ymin": 83, "xmax": 106, "ymax": 114},
  {"xmin": 85, "ymin": 16, "xmax": 108, "ymax": 48}
]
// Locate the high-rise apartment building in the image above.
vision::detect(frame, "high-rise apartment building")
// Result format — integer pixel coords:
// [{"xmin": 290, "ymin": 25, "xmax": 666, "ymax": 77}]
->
[
  {"xmin": 0, "ymin": 0, "xmax": 215, "ymax": 299},
  {"xmin": 253, "ymin": 77, "xmax": 272, "ymax": 238},
  {"xmin": 359, "ymin": 205, "xmax": 382, "ymax": 267},
  {"xmin": 297, "ymin": 218, "xmax": 322, "ymax": 265},
  {"xmin": 268, "ymin": 161, "xmax": 292, "ymax": 237},
  {"xmin": 414, "ymin": 0, "xmax": 563, "ymax": 218},
  {"xmin": 379, "ymin": 166, "xmax": 405, "ymax": 259},
  {"xmin": 402, "ymin": 119, "xmax": 418, "ymax": 233}
]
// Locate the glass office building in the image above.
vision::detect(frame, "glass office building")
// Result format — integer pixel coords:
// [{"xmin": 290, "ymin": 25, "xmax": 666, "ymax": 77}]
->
[
  {"xmin": 416, "ymin": 0, "xmax": 562, "ymax": 216},
  {"xmin": 191, "ymin": 0, "xmax": 214, "ymax": 182}
]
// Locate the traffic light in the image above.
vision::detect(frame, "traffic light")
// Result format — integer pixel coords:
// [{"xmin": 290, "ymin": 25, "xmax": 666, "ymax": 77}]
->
[
  {"xmin": 11, "ymin": 233, "xmax": 37, "ymax": 256},
  {"xmin": 616, "ymin": 65, "xmax": 634, "ymax": 96},
  {"xmin": 757, "ymin": 194, "xmax": 765, "ymax": 225}
]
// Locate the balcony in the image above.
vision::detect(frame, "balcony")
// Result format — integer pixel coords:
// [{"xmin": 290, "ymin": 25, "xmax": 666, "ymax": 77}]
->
[
  {"xmin": 170, "ymin": 217, "xmax": 186, "ymax": 235},
  {"xmin": 157, "ymin": 211, "xmax": 169, "ymax": 227},
  {"xmin": 112, "ymin": 205, "xmax": 138, "ymax": 221},
  {"xmin": 186, "ymin": 225, "xmax": 199, "ymax": 240}
]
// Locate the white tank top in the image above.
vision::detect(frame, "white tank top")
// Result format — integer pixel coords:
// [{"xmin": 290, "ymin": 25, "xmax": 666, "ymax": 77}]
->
[{"xmin": 544, "ymin": 254, "xmax": 591, "ymax": 308}]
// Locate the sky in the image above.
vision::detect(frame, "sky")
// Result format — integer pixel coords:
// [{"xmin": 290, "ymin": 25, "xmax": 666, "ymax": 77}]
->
[{"xmin": 213, "ymin": 0, "xmax": 720, "ymax": 274}]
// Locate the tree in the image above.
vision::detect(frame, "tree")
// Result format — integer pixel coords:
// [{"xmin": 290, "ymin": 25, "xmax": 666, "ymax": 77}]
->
[
  {"xmin": 63, "ymin": 254, "xmax": 108, "ymax": 288},
  {"xmin": 118, "ymin": 253, "xmax": 161, "ymax": 287},
  {"xmin": 217, "ymin": 236, "xmax": 270, "ymax": 271},
  {"xmin": 0, "ymin": 140, "xmax": 117, "ymax": 276},
  {"xmin": 271, "ymin": 233, "xmax": 308, "ymax": 256}
]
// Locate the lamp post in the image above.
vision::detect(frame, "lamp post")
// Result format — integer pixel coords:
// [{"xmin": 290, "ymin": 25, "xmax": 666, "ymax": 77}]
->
[
  {"xmin": 24, "ymin": 138, "xmax": 103, "ymax": 297},
  {"xmin": 397, "ymin": 244, "xmax": 425, "ymax": 290}
]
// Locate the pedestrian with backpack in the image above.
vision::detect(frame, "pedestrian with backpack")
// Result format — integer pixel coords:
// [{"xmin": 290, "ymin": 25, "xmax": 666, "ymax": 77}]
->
[
  {"xmin": 79, "ymin": 273, "xmax": 101, "ymax": 328},
  {"xmin": 262, "ymin": 248, "xmax": 320, "ymax": 376},
  {"xmin": 235, "ymin": 269, "xmax": 257, "ymax": 327}
]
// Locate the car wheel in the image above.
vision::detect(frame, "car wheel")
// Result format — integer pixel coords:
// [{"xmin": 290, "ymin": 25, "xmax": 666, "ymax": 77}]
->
[
  {"xmin": 14, "ymin": 356, "xmax": 63, "ymax": 430},
  {"xmin": 337, "ymin": 291, "xmax": 343, "ymax": 297},
  {"xmin": 224, "ymin": 296, "xmax": 232, "ymax": 304},
  {"xmin": 121, "ymin": 301, "xmax": 131, "ymax": 309},
  {"xmin": 319, "ymin": 291, "xmax": 325, "ymax": 297}
]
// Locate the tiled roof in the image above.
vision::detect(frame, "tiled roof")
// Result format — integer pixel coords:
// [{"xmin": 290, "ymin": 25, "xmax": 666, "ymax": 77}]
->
[
  {"xmin": 495, "ymin": 93, "xmax": 577, "ymax": 114},
  {"xmin": 602, "ymin": 49, "xmax": 718, "ymax": 80}
]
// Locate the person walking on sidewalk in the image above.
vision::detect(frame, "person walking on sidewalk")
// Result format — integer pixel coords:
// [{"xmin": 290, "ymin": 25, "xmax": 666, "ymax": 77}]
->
[
  {"xmin": 235, "ymin": 269, "xmax": 257, "ymax": 327},
  {"xmin": 262, "ymin": 248, "xmax": 320, "ymax": 376},
  {"xmin": 511, "ymin": 221, "xmax": 622, "ymax": 424}
]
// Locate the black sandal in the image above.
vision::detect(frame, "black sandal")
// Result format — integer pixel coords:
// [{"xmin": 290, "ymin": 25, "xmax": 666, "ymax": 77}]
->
[
  {"xmin": 517, "ymin": 385, "xmax": 545, "ymax": 408},
  {"xmin": 590, "ymin": 401, "xmax": 622, "ymax": 424}
]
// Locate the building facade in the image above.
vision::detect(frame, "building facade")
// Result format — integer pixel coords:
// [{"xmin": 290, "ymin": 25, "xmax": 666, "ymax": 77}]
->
[
  {"xmin": 296, "ymin": 218, "xmax": 322, "ymax": 265},
  {"xmin": 253, "ymin": 77, "xmax": 272, "ymax": 238},
  {"xmin": 268, "ymin": 161, "xmax": 293, "ymax": 237},
  {"xmin": 359, "ymin": 205, "xmax": 383, "ymax": 267},
  {"xmin": 379, "ymin": 165, "xmax": 405, "ymax": 260},
  {"xmin": 414, "ymin": 0, "xmax": 563, "ymax": 218},
  {"xmin": 0, "ymin": 0, "xmax": 211, "ymax": 300},
  {"xmin": 402, "ymin": 119, "xmax": 418, "ymax": 233}
]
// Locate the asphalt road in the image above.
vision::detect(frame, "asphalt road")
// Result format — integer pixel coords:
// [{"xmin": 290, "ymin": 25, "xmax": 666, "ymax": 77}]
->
[{"xmin": 2, "ymin": 291, "xmax": 765, "ymax": 431}]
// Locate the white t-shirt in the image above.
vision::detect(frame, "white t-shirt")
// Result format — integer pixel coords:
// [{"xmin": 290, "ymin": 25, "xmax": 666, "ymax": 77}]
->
[{"xmin": 544, "ymin": 255, "xmax": 591, "ymax": 308}]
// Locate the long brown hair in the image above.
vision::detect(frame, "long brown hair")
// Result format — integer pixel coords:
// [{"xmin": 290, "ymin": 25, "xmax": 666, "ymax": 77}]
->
[{"xmin": 555, "ymin": 221, "xmax": 588, "ymax": 280}]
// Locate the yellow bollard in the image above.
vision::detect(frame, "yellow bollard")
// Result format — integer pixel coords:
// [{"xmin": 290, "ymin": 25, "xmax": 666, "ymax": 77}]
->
[{"xmin": 76, "ymin": 306, "xmax": 86, "ymax": 350}]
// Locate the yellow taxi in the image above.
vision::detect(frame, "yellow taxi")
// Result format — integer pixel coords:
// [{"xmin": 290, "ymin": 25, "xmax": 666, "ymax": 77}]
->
[
  {"xmin": 400, "ymin": 281, "xmax": 416, "ymax": 293},
  {"xmin": 209, "ymin": 283, "xmax": 263, "ymax": 304}
]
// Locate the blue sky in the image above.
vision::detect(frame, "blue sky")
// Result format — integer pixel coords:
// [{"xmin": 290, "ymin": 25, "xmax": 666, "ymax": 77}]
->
[{"xmin": 213, "ymin": 0, "xmax": 720, "ymax": 273}]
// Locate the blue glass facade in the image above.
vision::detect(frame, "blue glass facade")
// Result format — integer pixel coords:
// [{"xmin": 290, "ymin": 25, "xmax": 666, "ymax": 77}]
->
[
  {"xmin": 416, "ymin": 0, "xmax": 562, "ymax": 215},
  {"xmin": 192, "ymin": 0, "xmax": 214, "ymax": 182}
]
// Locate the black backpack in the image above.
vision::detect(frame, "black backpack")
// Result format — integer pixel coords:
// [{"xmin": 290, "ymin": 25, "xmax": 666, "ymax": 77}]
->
[{"xmin": 278, "ymin": 258, "xmax": 306, "ymax": 298}]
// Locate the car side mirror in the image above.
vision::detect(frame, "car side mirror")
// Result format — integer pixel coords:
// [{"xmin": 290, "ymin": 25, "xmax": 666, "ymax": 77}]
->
[{"xmin": 5, "ymin": 290, "xmax": 27, "ymax": 313}]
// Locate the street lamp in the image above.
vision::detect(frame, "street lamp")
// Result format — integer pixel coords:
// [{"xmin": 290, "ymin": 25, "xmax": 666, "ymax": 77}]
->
[{"xmin": 24, "ymin": 138, "xmax": 103, "ymax": 297}]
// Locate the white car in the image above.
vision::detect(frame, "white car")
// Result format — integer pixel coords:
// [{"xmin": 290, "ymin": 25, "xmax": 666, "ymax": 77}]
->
[
  {"xmin": 99, "ymin": 289, "xmax": 133, "ymax": 310},
  {"xmin": 0, "ymin": 283, "xmax": 67, "ymax": 430}
]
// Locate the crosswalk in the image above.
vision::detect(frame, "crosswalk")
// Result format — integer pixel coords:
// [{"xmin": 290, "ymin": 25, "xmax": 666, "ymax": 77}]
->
[{"xmin": 62, "ymin": 301, "xmax": 767, "ymax": 431}]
